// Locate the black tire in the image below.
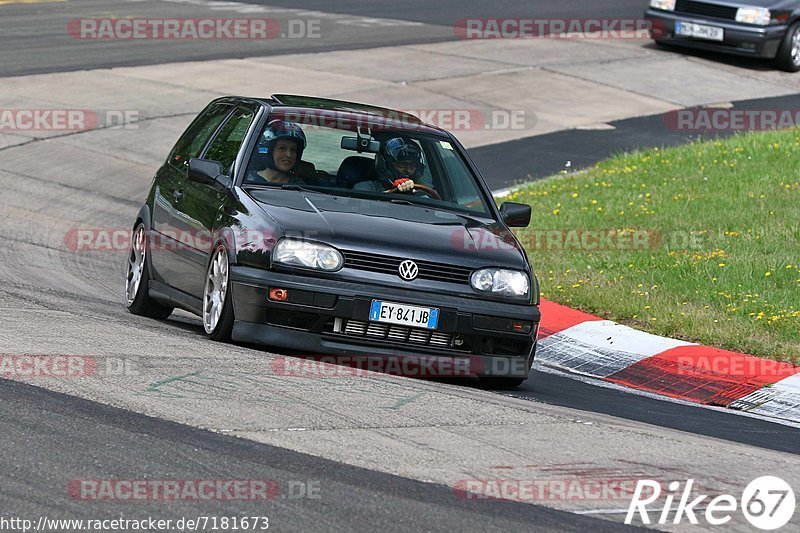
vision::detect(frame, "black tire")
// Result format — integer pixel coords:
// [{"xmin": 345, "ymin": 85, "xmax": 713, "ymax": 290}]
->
[
  {"xmin": 775, "ymin": 22, "xmax": 800, "ymax": 72},
  {"xmin": 479, "ymin": 340, "xmax": 537, "ymax": 389},
  {"xmin": 480, "ymin": 377, "xmax": 527, "ymax": 389},
  {"xmin": 202, "ymin": 243, "xmax": 235, "ymax": 342},
  {"xmin": 126, "ymin": 223, "xmax": 173, "ymax": 319},
  {"xmin": 653, "ymin": 39, "xmax": 673, "ymax": 49}
]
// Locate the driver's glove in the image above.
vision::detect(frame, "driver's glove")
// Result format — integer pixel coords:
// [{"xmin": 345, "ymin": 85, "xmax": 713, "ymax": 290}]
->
[{"xmin": 393, "ymin": 177, "xmax": 415, "ymax": 192}]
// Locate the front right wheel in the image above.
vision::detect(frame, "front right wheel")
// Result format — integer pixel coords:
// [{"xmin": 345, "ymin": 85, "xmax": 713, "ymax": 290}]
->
[{"xmin": 775, "ymin": 22, "xmax": 800, "ymax": 72}]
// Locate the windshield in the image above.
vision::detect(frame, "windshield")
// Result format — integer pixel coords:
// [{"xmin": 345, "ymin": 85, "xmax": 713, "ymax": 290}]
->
[{"xmin": 242, "ymin": 115, "xmax": 493, "ymax": 217}]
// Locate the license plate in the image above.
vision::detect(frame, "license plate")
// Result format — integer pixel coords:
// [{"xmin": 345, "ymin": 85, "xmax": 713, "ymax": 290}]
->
[
  {"xmin": 369, "ymin": 300, "xmax": 440, "ymax": 329},
  {"xmin": 675, "ymin": 21, "xmax": 724, "ymax": 41}
]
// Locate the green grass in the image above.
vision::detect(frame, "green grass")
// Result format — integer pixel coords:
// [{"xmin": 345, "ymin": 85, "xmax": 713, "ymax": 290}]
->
[{"xmin": 505, "ymin": 130, "xmax": 800, "ymax": 364}]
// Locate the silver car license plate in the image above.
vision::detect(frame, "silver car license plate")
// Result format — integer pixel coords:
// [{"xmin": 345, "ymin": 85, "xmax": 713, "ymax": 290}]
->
[
  {"xmin": 676, "ymin": 21, "xmax": 724, "ymax": 41},
  {"xmin": 369, "ymin": 300, "xmax": 440, "ymax": 330}
]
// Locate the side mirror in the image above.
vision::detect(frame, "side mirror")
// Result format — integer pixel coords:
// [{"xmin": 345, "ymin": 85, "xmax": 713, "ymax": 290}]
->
[
  {"xmin": 499, "ymin": 202, "xmax": 531, "ymax": 228},
  {"xmin": 188, "ymin": 158, "xmax": 225, "ymax": 186}
]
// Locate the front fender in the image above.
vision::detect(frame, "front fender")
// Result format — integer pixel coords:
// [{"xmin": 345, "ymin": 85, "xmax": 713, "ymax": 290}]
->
[
  {"xmin": 134, "ymin": 204, "xmax": 152, "ymax": 231},
  {"xmin": 212, "ymin": 198, "xmax": 283, "ymax": 270}
]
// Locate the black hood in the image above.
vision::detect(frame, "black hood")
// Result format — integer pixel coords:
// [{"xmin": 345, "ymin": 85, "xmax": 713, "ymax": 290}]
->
[{"xmin": 248, "ymin": 189, "xmax": 529, "ymax": 271}]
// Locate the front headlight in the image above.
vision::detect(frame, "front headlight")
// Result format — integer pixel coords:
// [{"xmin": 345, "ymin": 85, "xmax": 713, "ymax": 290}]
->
[
  {"xmin": 650, "ymin": 0, "xmax": 676, "ymax": 11},
  {"xmin": 470, "ymin": 268, "xmax": 530, "ymax": 298},
  {"xmin": 736, "ymin": 7, "xmax": 771, "ymax": 25},
  {"xmin": 273, "ymin": 239, "xmax": 343, "ymax": 271}
]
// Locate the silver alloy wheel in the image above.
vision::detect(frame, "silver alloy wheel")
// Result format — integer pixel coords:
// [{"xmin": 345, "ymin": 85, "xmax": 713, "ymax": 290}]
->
[
  {"xmin": 125, "ymin": 225, "xmax": 146, "ymax": 306},
  {"xmin": 203, "ymin": 246, "xmax": 229, "ymax": 333},
  {"xmin": 792, "ymin": 26, "xmax": 800, "ymax": 65}
]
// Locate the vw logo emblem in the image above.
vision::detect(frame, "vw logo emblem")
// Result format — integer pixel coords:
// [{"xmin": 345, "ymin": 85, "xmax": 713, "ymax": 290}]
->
[{"xmin": 398, "ymin": 260, "xmax": 418, "ymax": 281}]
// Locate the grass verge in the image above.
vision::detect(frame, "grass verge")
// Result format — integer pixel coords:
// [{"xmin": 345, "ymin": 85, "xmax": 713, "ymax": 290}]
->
[{"xmin": 507, "ymin": 129, "xmax": 799, "ymax": 363}]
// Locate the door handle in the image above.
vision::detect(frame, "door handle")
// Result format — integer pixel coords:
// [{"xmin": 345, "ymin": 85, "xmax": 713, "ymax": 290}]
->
[{"xmin": 173, "ymin": 190, "xmax": 184, "ymax": 202}]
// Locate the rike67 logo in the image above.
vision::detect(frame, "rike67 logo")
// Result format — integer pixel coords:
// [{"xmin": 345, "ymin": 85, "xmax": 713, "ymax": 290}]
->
[{"xmin": 626, "ymin": 476, "xmax": 795, "ymax": 530}]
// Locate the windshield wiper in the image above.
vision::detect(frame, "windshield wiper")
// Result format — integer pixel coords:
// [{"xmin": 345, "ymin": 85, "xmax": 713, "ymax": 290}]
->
[
  {"xmin": 383, "ymin": 195, "xmax": 490, "ymax": 221},
  {"xmin": 280, "ymin": 183, "xmax": 317, "ymax": 193},
  {"xmin": 389, "ymin": 198, "xmax": 414, "ymax": 206}
]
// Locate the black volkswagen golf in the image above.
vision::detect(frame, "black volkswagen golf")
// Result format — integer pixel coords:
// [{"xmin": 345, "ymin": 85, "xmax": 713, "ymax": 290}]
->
[
  {"xmin": 125, "ymin": 95, "xmax": 540, "ymax": 387},
  {"xmin": 646, "ymin": 0, "xmax": 800, "ymax": 71}
]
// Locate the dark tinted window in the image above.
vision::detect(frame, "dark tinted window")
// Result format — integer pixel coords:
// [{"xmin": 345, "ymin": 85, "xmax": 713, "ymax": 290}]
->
[
  {"xmin": 169, "ymin": 103, "xmax": 232, "ymax": 169},
  {"xmin": 203, "ymin": 107, "xmax": 255, "ymax": 174}
]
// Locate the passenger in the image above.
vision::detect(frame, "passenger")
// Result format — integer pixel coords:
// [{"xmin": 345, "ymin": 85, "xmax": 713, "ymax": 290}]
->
[
  {"xmin": 355, "ymin": 137, "xmax": 425, "ymax": 193},
  {"xmin": 248, "ymin": 120, "xmax": 307, "ymax": 184}
]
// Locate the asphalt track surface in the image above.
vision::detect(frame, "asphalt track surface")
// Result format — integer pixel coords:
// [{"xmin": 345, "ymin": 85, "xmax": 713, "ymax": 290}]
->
[
  {"xmin": 0, "ymin": 379, "xmax": 625, "ymax": 532},
  {"xmin": 239, "ymin": 0, "xmax": 644, "ymax": 26},
  {"xmin": 1, "ymin": 1, "xmax": 799, "ymax": 531},
  {"xmin": 0, "ymin": 0, "xmax": 644, "ymax": 77},
  {"xmin": 473, "ymin": 92, "xmax": 800, "ymax": 189}
]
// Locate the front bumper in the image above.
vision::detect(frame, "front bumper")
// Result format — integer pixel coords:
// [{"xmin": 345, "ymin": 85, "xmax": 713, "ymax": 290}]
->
[
  {"xmin": 646, "ymin": 9, "xmax": 786, "ymax": 58},
  {"xmin": 230, "ymin": 266, "xmax": 540, "ymax": 378}
]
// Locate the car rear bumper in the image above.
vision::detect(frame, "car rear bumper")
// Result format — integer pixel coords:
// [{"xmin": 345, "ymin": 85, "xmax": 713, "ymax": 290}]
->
[
  {"xmin": 229, "ymin": 266, "xmax": 540, "ymax": 378},
  {"xmin": 646, "ymin": 9, "xmax": 786, "ymax": 58}
]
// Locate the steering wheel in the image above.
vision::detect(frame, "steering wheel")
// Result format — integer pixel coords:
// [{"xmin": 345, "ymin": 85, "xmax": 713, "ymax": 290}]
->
[{"xmin": 383, "ymin": 183, "xmax": 441, "ymax": 200}]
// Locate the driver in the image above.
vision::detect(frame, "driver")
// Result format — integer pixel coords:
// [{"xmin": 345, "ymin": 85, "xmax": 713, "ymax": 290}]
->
[
  {"xmin": 354, "ymin": 137, "xmax": 424, "ymax": 193},
  {"xmin": 247, "ymin": 120, "xmax": 308, "ymax": 184}
]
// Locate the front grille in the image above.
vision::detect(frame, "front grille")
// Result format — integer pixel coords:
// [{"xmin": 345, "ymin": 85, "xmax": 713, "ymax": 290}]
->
[
  {"xmin": 674, "ymin": 0, "xmax": 737, "ymax": 21},
  {"xmin": 342, "ymin": 250, "xmax": 472, "ymax": 284},
  {"xmin": 330, "ymin": 318, "xmax": 529, "ymax": 356},
  {"xmin": 336, "ymin": 319, "xmax": 460, "ymax": 349}
]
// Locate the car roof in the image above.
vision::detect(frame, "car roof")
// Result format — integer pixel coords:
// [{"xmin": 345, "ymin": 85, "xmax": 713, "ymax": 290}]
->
[{"xmin": 218, "ymin": 94, "xmax": 449, "ymax": 136}]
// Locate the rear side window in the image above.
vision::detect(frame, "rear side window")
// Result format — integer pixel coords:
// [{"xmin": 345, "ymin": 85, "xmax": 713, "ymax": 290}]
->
[
  {"xmin": 169, "ymin": 103, "xmax": 232, "ymax": 169},
  {"xmin": 203, "ymin": 107, "xmax": 256, "ymax": 174}
]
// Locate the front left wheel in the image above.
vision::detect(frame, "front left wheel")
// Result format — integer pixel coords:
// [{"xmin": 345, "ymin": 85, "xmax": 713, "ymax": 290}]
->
[
  {"xmin": 126, "ymin": 223, "xmax": 173, "ymax": 319},
  {"xmin": 203, "ymin": 244, "xmax": 235, "ymax": 341},
  {"xmin": 479, "ymin": 341, "xmax": 537, "ymax": 389},
  {"xmin": 480, "ymin": 377, "xmax": 527, "ymax": 389}
]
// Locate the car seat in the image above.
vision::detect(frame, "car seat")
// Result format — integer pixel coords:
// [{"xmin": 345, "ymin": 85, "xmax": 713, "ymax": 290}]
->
[{"xmin": 337, "ymin": 156, "xmax": 375, "ymax": 188}]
